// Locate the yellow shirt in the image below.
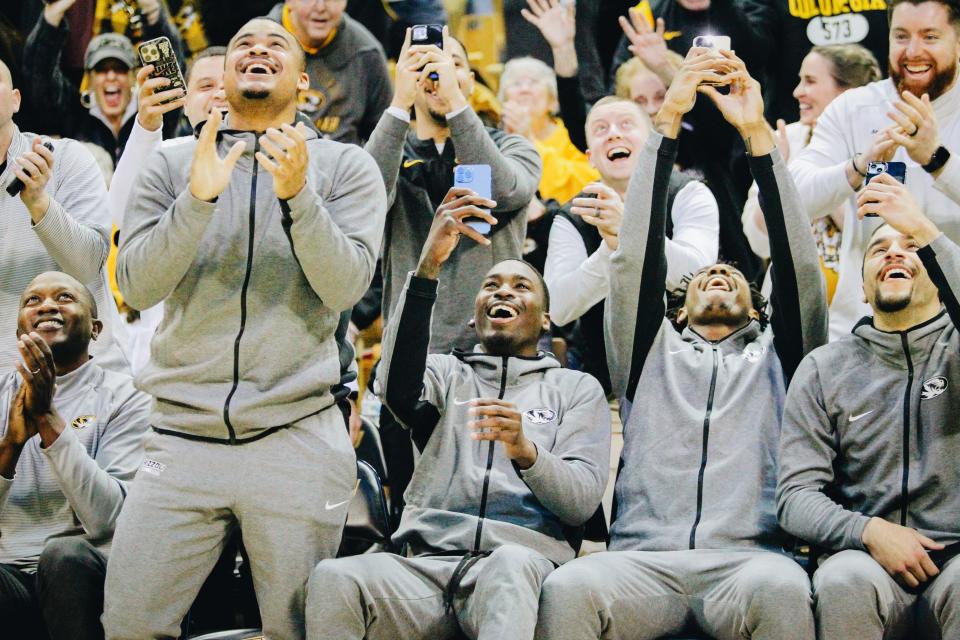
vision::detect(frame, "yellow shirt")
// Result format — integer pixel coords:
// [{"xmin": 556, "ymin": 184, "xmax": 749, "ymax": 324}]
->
[{"xmin": 532, "ymin": 119, "xmax": 599, "ymax": 204}]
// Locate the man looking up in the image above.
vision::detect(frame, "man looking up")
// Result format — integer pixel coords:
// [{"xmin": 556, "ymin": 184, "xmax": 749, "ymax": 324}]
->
[
  {"xmin": 268, "ymin": 0, "xmax": 391, "ymax": 143},
  {"xmin": 792, "ymin": 0, "xmax": 960, "ymax": 340},
  {"xmin": 0, "ymin": 59, "xmax": 128, "ymax": 373},
  {"xmin": 778, "ymin": 174, "xmax": 960, "ymax": 638},
  {"xmin": 536, "ymin": 50, "xmax": 827, "ymax": 640},
  {"xmin": 544, "ymin": 96, "xmax": 718, "ymax": 392},
  {"xmin": 0, "ymin": 272, "xmax": 149, "ymax": 640},
  {"xmin": 104, "ymin": 17, "xmax": 387, "ymax": 639},
  {"xmin": 306, "ymin": 188, "xmax": 610, "ymax": 640}
]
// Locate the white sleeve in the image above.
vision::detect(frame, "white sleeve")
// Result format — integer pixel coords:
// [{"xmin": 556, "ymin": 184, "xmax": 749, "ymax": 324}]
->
[
  {"xmin": 741, "ymin": 180, "xmax": 771, "ymax": 259},
  {"xmin": 790, "ymin": 98, "xmax": 858, "ymax": 221},
  {"xmin": 544, "ymin": 215, "xmax": 613, "ymax": 326},
  {"xmin": 109, "ymin": 119, "xmax": 163, "ymax": 229},
  {"xmin": 665, "ymin": 181, "xmax": 719, "ymax": 289}
]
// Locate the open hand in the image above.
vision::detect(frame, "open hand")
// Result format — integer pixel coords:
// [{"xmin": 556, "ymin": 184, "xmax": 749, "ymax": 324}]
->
[
  {"xmin": 619, "ymin": 9, "xmax": 671, "ymax": 74},
  {"xmin": 521, "ymin": 0, "xmax": 576, "ymax": 50},
  {"xmin": 468, "ymin": 399, "xmax": 538, "ymax": 469},
  {"xmin": 256, "ymin": 122, "xmax": 309, "ymax": 200},
  {"xmin": 862, "ymin": 517, "xmax": 944, "ymax": 589},
  {"xmin": 189, "ymin": 109, "xmax": 246, "ymax": 202},
  {"xmin": 415, "ymin": 187, "xmax": 498, "ymax": 279}
]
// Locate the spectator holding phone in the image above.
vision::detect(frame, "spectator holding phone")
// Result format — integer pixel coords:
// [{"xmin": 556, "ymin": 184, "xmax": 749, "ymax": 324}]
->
[
  {"xmin": 742, "ymin": 44, "xmax": 881, "ymax": 303},
  {"xmin": 792, "ymin": 0, "xmax": 960, "ymax": 340},
  {"xmin": 778, "ymin": 173, "xmax": 960, "ymax": 638},
  {"xmin": 268, "ymin": 0, "xmax": 391, "ymax": 144}
]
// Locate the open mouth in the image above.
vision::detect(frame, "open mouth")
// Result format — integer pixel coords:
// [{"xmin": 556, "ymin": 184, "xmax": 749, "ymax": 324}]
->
[
  {"xmin": 703, "ymin": 275, "xmax": 733, "ymax": 292},
  {"xmin": 903, "ymin": 62, "xmax": 933, "ymax": 77},
  {"xmin": 881, "ymin": 265, "xmax": 913, "ymax": 282},
  {"xmin": 34, "ymin": 318, "xmax": 64, "ymax": 331},
  {"xmin": 240, "ymin": 59, "xmax": 278, "ymax": 77},
  {"xmin": 486, "ymin": 303, "xmax": 520, "ymax": 321},
  {"xmin": 606, "ymin": 146, "xmax": 632, "ymax": 162},
  {"xmin": 102, "ymin": 86, "xmax": 123, "ymax": 109}
]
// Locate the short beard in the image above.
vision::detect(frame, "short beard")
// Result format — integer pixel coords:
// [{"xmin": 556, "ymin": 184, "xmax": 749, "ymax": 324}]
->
[
  {"xmin": 427, "ymin": 108, "xmax": 448, "ymax": 127},
  {"xmin": 241, "ymin": 88, "xmax": 270, "ymax": 100},
  {"xmin": 891, "ymin": 60, "xmax": 957, "ymax": 101},
  {"xmin": 875, "ymin": 291, "xmax": 912, "ymax": 313}
]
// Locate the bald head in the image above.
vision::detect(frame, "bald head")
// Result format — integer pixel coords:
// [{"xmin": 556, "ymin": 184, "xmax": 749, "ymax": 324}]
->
[
  {"xmin": 0, "ymin": 60, "xmax": 12, "ymax": 87},
  {"xmin": 22, "ymin": 272, "xmax": 97, "ymax": 319}
]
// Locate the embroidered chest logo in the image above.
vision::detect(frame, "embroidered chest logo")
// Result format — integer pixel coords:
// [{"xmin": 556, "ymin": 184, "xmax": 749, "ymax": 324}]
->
[
  {"xmin": 71, "ymin": 415, "xmax": 95, "ymax": 430},
  {"xmin": 524, "ymin": 408, "xmax": 557, "ymax": 424},
  {"xmin": 921, "ymin": 376, "xmax": 948, "ymax": 400},
  {"xmin": 741, "ymin": 343, "xmax": 765, "ymax": 363},
  {"xmin": 140, "ymin": 459, "xmax": 167, "ymax": 476}
]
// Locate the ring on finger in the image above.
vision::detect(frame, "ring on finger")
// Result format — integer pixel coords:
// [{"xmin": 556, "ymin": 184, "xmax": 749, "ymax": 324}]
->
[
  {"xmin": 909, "ymin": 125, "xmax": 919, "ymax": 137},
  {"xmin": 29, "ymin": 368, "xmax": 40, "ymax": 375}
]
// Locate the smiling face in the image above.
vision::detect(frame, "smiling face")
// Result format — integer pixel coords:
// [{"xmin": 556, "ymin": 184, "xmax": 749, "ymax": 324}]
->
[
  {"xmin": 413, "ymin": 38, "xmax": 474, "ymax": 126},
  {"xmin": 285, "ymin": 0, "xmax": 347, "ymax": 48},
  {"xmin": 184, "ymin": 54, "xmax": 227, "ymax": 127},
  {"xmin": 17, "ymin": 272, "xmax": 101, "ymax": 367},
  {"xmin": 90, "ymin": 59, "xmax": 133, "ymax": 120},
  {"xmin": 628, "ymin": 70, "xmax": 667, "ymax": 116},
  {"xmin": 889, "ymin": 1, "xmax": 960, "ymax": 100},
  {"xmin": 678, "ymin": 263, "xmax": 758, "ymax": 330},
  {"xmin": 862, "ymin": 225, "xmax": 939, "ymax": 313},
  {"xmin": 225, "ymin": 19, "xmax": 308, "ymax": 109},
  {"xmin": 794, "ymin": 52, "xmax": 846, "ymax": 126},
  {"xmin": 474, "ymin": 261, "xmax": 550, "ymax": 357},
  {"xmin": 586, "ymin": 99, "xmax": 649, "ymax": 191}
]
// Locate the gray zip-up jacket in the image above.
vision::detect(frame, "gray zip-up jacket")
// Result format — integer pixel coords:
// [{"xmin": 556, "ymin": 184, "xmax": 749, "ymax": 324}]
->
[
  {"xmin": 366, "ymin": 108, "xmax": 541, "ymax": 354},
  {"xmin": 605, "ymin": 132, "xmax": 827, "ymax": 552},
  {"xmin": 0, "ymin": 360, "xmax": 150, "ymax": 570},
  {"xmin": 778, "ymin": 232, "xmax": 960, "ymax": 551},
  {"xmin": 117, "ymin": 123, "xmax": 386, "ymax": 441},
  {"xmin": 379, "ymin": 273, "xmax": 610, "ymax": 565}
]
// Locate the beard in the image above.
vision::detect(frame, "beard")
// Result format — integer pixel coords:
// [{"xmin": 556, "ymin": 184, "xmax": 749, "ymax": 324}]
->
[
  {"xmin": 875, "ymin": 289, "xmax": 913, "ymax": 313},
  {"xmin": 890, "ymin": 58, "xmax": 957, "ymax": 100},
  {"xmin": 240, "ymin": 88, "xmax": 270, "ymax": 100},
  {"xmin": 427, "ymin": 107, "xmax": 447, "ymax": 127}
]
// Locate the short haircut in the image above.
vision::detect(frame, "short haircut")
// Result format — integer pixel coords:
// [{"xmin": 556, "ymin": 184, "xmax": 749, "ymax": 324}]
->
[
  {"xmin": 888, "ymin": 0, "xmax": 960, "ymax": 30},
  {"xmin": 614, "ymin": 51, "xmax": 683, "ymax": 99},
  {"xmin": 0, "ymin": 59, "xmax": 12, "ymax": 86},
  {"xmin": 584, "ymin": 95, "xmax": 650, "ymax": 141},
  {"xmin": 495, "ymin": 259, "xmax": 551, "ymax": 313},
  {"xmin": 498, "ymin": 56, "xmax": 557, "ymax": 108},
  {"xmin": 24, "ymin": 272, "xmax": 99, "ymax": 320},
  {"xmin": 186, "ymin": 46, "xmax": 227, "ymax": 85},
  {"xmin": 809, "ymin": 44, "xmax": 882, "ymax": 89},
  {"xmin": 228, "ymin": 17, "xmax": 306, "ymax": 71}
]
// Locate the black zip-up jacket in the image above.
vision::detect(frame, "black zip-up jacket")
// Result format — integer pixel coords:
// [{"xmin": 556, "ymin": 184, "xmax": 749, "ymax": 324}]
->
[{"xmin": 778, "ymin": 232, "xmax": 960, "ymax": 551}]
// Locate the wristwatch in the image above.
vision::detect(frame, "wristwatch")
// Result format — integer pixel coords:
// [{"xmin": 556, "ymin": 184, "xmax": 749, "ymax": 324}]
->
[{"xmin": 923, "ymin": 145, "xmax": 951, "ymax": 173}]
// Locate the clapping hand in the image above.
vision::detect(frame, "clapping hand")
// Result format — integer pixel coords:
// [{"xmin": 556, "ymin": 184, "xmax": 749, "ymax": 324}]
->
[
  {"xmin": 188, "ymin": 109, "xmax": 246, "ymax": 202},
  {"xmin": 256, "ymin": 122, "xmax": 310, "ymax": 201},
  {"xmin": 887, "ymin": 92, "xmax": 942, "ymax": 168}
]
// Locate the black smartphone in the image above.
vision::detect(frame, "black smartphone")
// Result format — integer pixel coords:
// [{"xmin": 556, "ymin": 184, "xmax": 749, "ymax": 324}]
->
[
  {"xmin": 137, "ymin": 36, "xmax": 185, "ymax": 104},
  {"xmin": 864, "ymin": 161, "xmax": 907, "ymax": 218},
  {"xmin": 411, "ymin": 24, "xmax": 444, "ymax": 80},
  {"xmin": 6, "ymin": 141, "xmax": 54, "ymax": 197}
]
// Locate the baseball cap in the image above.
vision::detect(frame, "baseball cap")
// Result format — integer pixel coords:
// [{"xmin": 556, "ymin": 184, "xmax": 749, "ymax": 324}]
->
[{"xmin": 84, "ymin": 33, "xmax": 136, "ymax": 71}]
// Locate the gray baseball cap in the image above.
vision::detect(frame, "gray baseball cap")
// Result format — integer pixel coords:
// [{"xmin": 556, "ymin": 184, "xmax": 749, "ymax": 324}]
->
[{"xmin": 84, "ymin": 33, "xmax": 136, "ymax": 71}]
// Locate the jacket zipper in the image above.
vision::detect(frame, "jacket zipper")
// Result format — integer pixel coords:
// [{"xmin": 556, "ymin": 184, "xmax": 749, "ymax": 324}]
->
[
  {"xmin": 689, "ymin": 345, "xmax": 720, "ymax": 549},
  {"xmin": 221, "ymin": 137, "xmax": 259, "ymax": 444},
  {"xmin": 899, "ymin": 333, "xmax": 914, "ymax": 526},
  {"xmin": 472, "ymin": 356, "xmax": 509, "ymax": 551}
]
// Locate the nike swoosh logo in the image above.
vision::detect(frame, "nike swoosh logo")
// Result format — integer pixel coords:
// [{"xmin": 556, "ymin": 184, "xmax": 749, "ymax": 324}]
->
[
  {"xmin": 403, "ymin": 159, "xmax": 424, "ymax": 168},
  {"xmin": 667, "ymin": 348, "xmax": 691, "ymax": 355},
  {"xmin": 849, "ymin": 410, "xmax": 873, "ymax": 422},
  {"xmin": 452, "ymin": 398, "xmax": 474, "ymax": 405},
  {"xmin": 325, "ymin": 479, "xmax": 360, "ymax": 510}
]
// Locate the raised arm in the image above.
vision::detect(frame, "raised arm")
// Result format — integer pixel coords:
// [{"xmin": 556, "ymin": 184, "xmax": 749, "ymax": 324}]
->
[
  {"xmin": 23, "ymin": 2, "xmax": 82, "ymax": 126},
  {"xmin": 380, "ymin": 188, "xmax": 498, "ymax": 449}
]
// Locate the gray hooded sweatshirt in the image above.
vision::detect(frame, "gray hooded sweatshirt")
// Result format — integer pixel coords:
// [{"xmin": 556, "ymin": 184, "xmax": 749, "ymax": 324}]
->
[
  {"xmin": 605, "ymin": 132, "xmax": 827, "ymax": 552},
  {"xmin": 117, "ymin": 123, "xmax": 386, "ymax": 442},
  {"xmin": 379, "ymin": 273, "xmax": 611, "ymax": 565},
  {"xmin": 778, "ymin": 232, "xmax": 960, "ymax": 551}
]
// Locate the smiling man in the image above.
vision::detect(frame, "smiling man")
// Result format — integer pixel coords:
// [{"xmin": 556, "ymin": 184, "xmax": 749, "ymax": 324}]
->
[
  {"xmin": 103, "ymin": 16, "xmax": 386, "ymax": 639},
  {"xmin": 544, "ymin": 95, "xmax": 718, "ymax": 392},
  {"xmin": 536, "ymin": 50, "xmax": 826, "ymax": 640},
  {"xmin": 778, "ymin": 173, "xmax": 960, "ymax": 639},
  {"xmin": 0, "ymin": 272, "xmax": 149, "ymax": 640},
  {"xmin": 792, "ymin": 0, "xmax": 960, "ymax": 340},
  {"xmin": 305, "ymin": 187, "xmax": 610, "ymax": 640}
]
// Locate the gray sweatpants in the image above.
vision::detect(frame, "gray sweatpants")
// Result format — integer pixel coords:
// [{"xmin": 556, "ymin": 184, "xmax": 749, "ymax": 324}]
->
[
  {"xmin": 813, "ymin": 549, "xmax": 960, "ymax": 639},
  {"xmin": 103, "ymin": 410, "xmax": 356, "ymax": 640},
  {"xmin": 536, "ymin": 549, "xmax": 814, "ymax": 640},
  {"xmin": 305, "ymin": 544, "xmax": 556, "ymax": 640}
]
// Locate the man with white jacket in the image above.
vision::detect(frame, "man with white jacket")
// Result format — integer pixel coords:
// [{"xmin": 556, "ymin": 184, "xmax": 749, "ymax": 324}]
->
[{"xmin": 792, "ymin": 0, "xmax": 960, "ymax": 340}]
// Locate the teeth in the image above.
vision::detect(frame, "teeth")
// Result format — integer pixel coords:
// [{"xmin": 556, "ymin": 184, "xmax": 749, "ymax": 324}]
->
[
  {"xmin": 607, "ymin": 147, "xmax": 631, "ymax": 160},
  {"xmin": 489, "ymin": 304, "xmax": 518, "ymax": 319},
  {"xmin": 906, "ymin": 65, "xmax": 931, "ymax": 73},
  {"xmin": 36, "ymin": 320, "xmax": 62, "ymax": 330}
]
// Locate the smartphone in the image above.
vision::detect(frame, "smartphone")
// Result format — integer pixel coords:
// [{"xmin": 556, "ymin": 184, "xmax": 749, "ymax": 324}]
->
[
  {"xmin": 411, "ymin": 24, "xmax": 444, "ymax": 81},
  {"xmin": 863, "ymin": 161, "xmax": 907, "ymax": 217},
  {"xmin": 691, "ymin": 35, "xmax": 731, "ymax": 87},
  {"xmin": 453, "ymin": 164, "xmax": 492, "ymax": 235},
  {"xmin": 137, "ymin": 36, "xmax": 185, "ymax": 104},
  {"xmin": 6, "ymin": 141, "xmax": 54, "ymax": 196}
]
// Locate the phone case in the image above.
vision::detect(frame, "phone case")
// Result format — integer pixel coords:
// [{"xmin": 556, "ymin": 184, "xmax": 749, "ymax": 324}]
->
[
  {"xmin": 453, "ymin": 164, "xmax": 492, "ymax": 235},
  {"xmin": 137, "ymin": 37, "xmax": 185, "ymax": 104}
]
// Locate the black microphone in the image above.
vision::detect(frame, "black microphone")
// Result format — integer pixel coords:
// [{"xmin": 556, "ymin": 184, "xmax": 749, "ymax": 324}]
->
[{"xmin": 6, "ymin": 141, "xmax": 55, "ymax": 197}]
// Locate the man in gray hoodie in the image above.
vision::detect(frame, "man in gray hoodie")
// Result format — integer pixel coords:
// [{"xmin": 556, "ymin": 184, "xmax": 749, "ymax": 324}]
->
[
  {"xmin": 778, "ymin": 174, "xmax": 960, "ymax": 638},
  {"xmin": 536, "ymin": 50, "xmax": 827, "ymax": 640},
  {"xmin": 102, "ymin": 17, "xmax": 386, "ymax": 640},
  {"xmin": 305, "ymin": 187, "xmax": 610, "ymax": 640}
]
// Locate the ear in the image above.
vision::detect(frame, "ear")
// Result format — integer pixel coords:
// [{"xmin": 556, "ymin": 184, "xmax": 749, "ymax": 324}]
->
[
  {"xmin": 467, "ymin": 317, "xmax": 476, "ymax": 328},
  {"xmin": 298, "ymin": 71, "xmax": 310, "ymax": 92},
  {"xmin": 676, "ymin": 307, "xmax": 687, "ymax": 325},
  {"xmin": 748, "ymin": 308, "xmax": 760, "ymax": 321},
  {"xmin": 91, "ymin": 319, "xmax": 103, "ymax": 342},
  {"xmin": 465, "ymin": 70, "xmax": 475, "ymax": 98},
  {"xmin": 11, "ymin": 88, "xmax": 20, "ymax": 115},
  {"xmin": 586, "ymin": 147, "xmax": 595, "ymax": 169},
  {"xmin": 541, "ymin": 312, "xmax": 551, "ymax": 335}
]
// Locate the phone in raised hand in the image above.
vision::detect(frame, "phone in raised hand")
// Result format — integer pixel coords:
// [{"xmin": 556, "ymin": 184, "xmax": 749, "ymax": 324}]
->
[
  {"xmin": 453, "ymin": 164, "xmax": 493, "ymax": 235},
  {"xmin": 863, "ymin": 161, "xmax": 907, "ymax": 217},
  {"xmin": 137, "ymin": 36, "xmax": 185, "ymax": 104}
]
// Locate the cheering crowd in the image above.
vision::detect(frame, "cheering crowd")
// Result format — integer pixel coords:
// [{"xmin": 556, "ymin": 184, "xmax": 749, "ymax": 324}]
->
[{"xmin": 2, "ymin": 0, "xmax": 960, "ymax": 638}]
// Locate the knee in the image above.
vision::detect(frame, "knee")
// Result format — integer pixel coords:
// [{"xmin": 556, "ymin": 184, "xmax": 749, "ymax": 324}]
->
[
  {"xmin": 38, "ymin": 537, "xmax": 93, "ymax": 580},
  {"xmin": 743, "ymin": 560, "xmax": 812, "ymax": 612},
  {"xmin": 540, "ymin": 560, "xmax": 602, "ymax": 611},
  {"xmin": 306, "ymin": 559, "xmax": 360, "ymax": 609},
  {"xmin": 813, "ymin": 550, "xmax": 882, "ymax": 599}
]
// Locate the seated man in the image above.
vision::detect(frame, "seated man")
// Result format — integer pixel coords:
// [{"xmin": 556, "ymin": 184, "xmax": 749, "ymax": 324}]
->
[
  {"xmin": 536, "ymin": 51, "xmax": 827, "ymax": 640},
  {"xmin": 306, "ymin": 188, "xmax": 611, "ymax": 640},
  {"xmin": 778, "ymin": 174, "xmax": 960, "ymax": 639},
  {"xmin": 544, "ymin": 95, "xmax": 719, "ymax": 392},
  {"xmin": 0, "ymin": 272, "xmax": 150, "ymax": 639}
]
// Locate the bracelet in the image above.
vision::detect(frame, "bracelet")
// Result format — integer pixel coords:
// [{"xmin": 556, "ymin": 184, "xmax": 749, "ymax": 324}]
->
[{"xmin": 851, "ymin": 154, "xmax": 867, "ymax": 178}]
